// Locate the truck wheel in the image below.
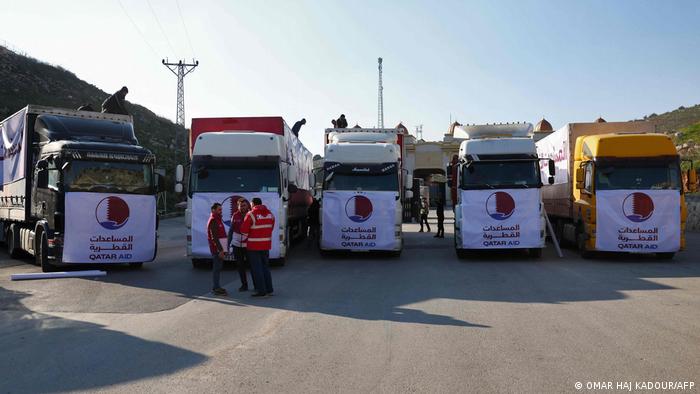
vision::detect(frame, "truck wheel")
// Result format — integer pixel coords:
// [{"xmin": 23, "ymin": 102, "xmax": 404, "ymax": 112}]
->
[
  {"xmin": 192, "ymin": 259, "xmax": 210, "ymax": 269},
  {"xmin": 129, "ymin": 262, "xmax": 144, "ymax": 269},
  {"xmin": 576, "ymin": 225, "xmax": 593, "ymax": 259},
  {"xmin": 656, "ymin": 252, "xmax": 675, "ymax": 260},
  {"xmin": 36, "ymin": 231, "xmax": 55, "ymax": 272},
  {"xmin": 7, "ymin": 227, "xmax": 21, "ymax": 258},
  {"xmin": 456, "ymin": 249, "xmax": 469, "ymax": 259},
  {"xmin": 528, "ymin": 248, "xmax": 543, "ymax": 258}
]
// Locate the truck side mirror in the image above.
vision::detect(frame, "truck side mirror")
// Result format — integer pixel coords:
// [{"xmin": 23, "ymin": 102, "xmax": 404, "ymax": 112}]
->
[
  {"xmin": 548, "ymin": 159, "xmax": 555, "ymax": 176},
  {"xmin": 404, "ymin": 174, "xmax": 413, "ymax": 189},
  {"xmin": 688, "ymin": 168, "xmax": 698, "ymax": 193},
  {"xmin": 175, "ymin": 164, "xmax": 184, "ymax": 183},
  {"xmin": 405, "ymin": 190, "xmax": 414, "ymax": 200},
  {"xmin": 548, "ymin": 176, "xmax": 555, "ymax": 185},
  {"xmin": 174, "ymin": 183, "xmax": 183, "ymax": 194}
]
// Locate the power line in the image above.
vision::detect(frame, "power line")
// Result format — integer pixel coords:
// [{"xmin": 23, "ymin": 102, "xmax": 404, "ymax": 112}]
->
[
  {"xmin": 117, "ymin": 0, "xmax": 161, "ymax": 57},
  {"xmin": 146, "ymin": 0, "xmax": 177, "ymax": 56},
  {"xmin": 176, "ymin": 0, "xmax": 196, "ymax": 58}
]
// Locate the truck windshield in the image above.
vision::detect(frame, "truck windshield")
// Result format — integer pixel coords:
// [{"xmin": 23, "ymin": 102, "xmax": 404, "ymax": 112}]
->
[
  {"xmin": 190, "ymin": 161, "xmax": 280, "ymax": 194},
  {"xmin": 596, "ymin": 162, "xmax": 681, "ymax": 190},
  {"xmin": 64, "ymin": 161, "xmax": 153, "ymax": 194},
  {"xmin": 324, "ymin": 173, "xmax": 399, "ymax": 192},
  {"xmin": 461, "ymin": 161, "xmax": 540, "ymax": 189}
]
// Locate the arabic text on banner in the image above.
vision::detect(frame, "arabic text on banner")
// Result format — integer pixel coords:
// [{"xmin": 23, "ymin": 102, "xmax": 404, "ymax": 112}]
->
[
  {"xmin": 459, "ymin": 189, "xmax": 543, "ymax": 249},
  {"xmin": 63, "ymin": 192, "xmax": 156, "ymax": 263},
  {"xmin": 321, "ymin": 191, "xmax": 397, "ymax": 251},
  {"xmin": 191, "ymin": 192, "xmax": 281, "ymax": 258},
  {"xmin": 595, "ymin": 190, "xmax": 680, "ymax": 252}
]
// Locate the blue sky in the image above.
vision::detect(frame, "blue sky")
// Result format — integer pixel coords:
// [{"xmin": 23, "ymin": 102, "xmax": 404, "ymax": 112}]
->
[{"xmin": 2, "ymin": 0, "xmax": 699, "ymax": 155}]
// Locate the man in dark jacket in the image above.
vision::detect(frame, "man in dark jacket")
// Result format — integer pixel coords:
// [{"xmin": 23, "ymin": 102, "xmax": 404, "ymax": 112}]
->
[
  {"xmin": 207, "ymin": 202, "xmax": 228, "ymax": 296},
  {"xmin": 307, "ymin": 198, "xmax": 320, "ymax": 241},
  {"xmin": 434, "ymin": 196, "xmax": 445, "ymax": 238},
  {"xmin": 102, "ymin": 86, "xmax": 129, "ymax": 115},
  {"xmin": 337, "ymin": 114, "xmax": 348, "ymax": 128}
]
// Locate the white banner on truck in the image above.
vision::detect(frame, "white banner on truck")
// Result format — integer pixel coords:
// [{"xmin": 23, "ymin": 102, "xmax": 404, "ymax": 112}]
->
[
  {"xmin": 459, "ymin": 189, "xmax": 542, "ymax": 249},
  {"xmin": 321, "ymin": 191, "xmax": 396, "ymax": 251},
  {"xmin": 596, "ymin": 190, "xmax": 680, "ymax": 252},
  {"xmin": 0, "ymin": 107, "xmax": 27, "ymax": 185},
  {"xmin": 536, "ymin": 125, "xmax": 569, "ymax": 185},
  {"xmin": 192, "ymin": 192, "xmax": 281, "ymax": 258},
  {"xmin": 63, "ymin": 192, "xmax": 156, "ymax": 263}
]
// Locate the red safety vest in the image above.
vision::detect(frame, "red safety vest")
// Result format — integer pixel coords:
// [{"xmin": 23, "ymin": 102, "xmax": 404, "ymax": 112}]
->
[
  {"xmin": 207, "ymin": 213, "xmax": 227, "ymax": 254},
  {"xmin": 240, "ymin": 204, "xmax": 275, "ymax": 251}
]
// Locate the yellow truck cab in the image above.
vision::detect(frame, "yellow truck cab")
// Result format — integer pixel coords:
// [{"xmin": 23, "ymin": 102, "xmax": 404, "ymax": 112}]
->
[{"xmin": 537, "ymin": 121, "xmax": 697, "ymax": 259}]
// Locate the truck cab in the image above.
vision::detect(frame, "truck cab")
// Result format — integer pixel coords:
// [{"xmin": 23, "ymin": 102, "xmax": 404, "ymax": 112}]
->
[
  {"xmin": 175, "ymin": 117, "xmax": 313, "ymax": 267},
  {"xmin": 0, "ymin": 106, "xmax": 159, "ymax": 271},
  {"xmin": 452, "ymin": 123, "xmax": 553, "ymax": 258},
  {"xmin": 320, "ymin": 129, "xmax": 411, "ymax": 254}
]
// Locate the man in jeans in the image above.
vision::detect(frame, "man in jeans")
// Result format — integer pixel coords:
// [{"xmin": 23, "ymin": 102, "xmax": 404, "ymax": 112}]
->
[
  {"xmin": 227, "ymin": 198, "xmax": 256, "ymax": 291},
  {"xmin": 207, "ymin": 202, "xmax": 228, "ymax": 296},
  {"xmin": 240, "ymin": 198, "xmax": 275, "ymax": 297}
]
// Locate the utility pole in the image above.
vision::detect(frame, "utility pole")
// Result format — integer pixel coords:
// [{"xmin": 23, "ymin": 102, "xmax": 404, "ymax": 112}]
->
[
  {"xmin": 162, "ymin": 58, "xmax": 199, "ymax": 126},
  {"xmin": 377, "ymin": 57, "xmax": 384, "ymax": 128}
]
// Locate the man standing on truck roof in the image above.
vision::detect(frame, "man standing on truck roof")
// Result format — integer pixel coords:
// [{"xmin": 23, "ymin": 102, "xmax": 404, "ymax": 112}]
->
[
  {"xmin": 241, "ymin": 198, "xmax": 275, "ymax": 297},
  {"xmin": 292, "ymin": 118, "xmax": 306, "ymax": 137},
  {"xmin": 228, "ymin": 198, "xmax": 256, "ymax": 292},
  {"xmin": 336, "ymin": 114, "xmax": 348, "ymax": 128},
  {"xmin": 207, "ymin": 202, "xmax": 228, "ymax": 296},
  {"xmin": 101, "ymin": 86, "xmax": 129, "ymax": 115}
]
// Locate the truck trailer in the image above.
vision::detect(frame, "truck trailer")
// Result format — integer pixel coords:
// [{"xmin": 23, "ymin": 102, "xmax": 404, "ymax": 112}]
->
[
  {"xmin": 0, "ymin": 106, "xmax": 160, "ymax": 271},
  {"xmin": 452, "ymin": 123, "xmax": 555, "ymax": 258},
  {"xmin": 536, "ymin": 121, "xmax": 696, "ymax": 259},
  {"xmin": 175, "ymin": 117, "xmax": 313, "ymax": 267},
  {"xmin": 320, "ymin": 128, "xmax": 413, "ymax": 255}
]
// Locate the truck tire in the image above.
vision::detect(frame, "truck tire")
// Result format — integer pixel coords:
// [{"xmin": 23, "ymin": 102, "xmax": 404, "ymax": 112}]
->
[
  {"xmin": 528, "ymin": 248, "xmax": 543, "ymax": 258},
  {"xmin": 192, "ymin": 259, "xmax": 211, "ymax": 269},
  {"xmin": 36, "ymin": 231, "xmax": 55, "ymax": 272},
  {"xmin": 576, "ymin": 225, "xmax": 593, "ymax": 259},
  {"xmin": 129, "ymin": 262, "xmax": 144, "ymax": 269},
  {"xmin": 656, "ymin": 252, "xmax": 675, "ymax": 260},
  {"xmin": 7, "ymin": 226, "xmax": 21, "ymax": 258}
]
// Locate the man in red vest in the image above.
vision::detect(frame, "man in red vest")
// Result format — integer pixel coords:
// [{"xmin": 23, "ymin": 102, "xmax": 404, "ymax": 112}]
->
[
  {"xmin": 240, "ymin": 197, "xmax": 275, "ymax": 297},
  {"xmin": 207, "ymin": 202, "xmax": 228, "ymax": 296}
]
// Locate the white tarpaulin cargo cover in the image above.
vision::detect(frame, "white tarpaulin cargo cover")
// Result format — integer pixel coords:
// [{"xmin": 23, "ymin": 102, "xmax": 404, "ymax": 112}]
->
[
  {"xmin": 63, "ymin": 192, "xmax": 156, "ymax": 263},
  {"xmin": 459, "ymin": 189, "xmax": 542, "ymax": 249},
  {"xmin": 596, "ymin": 189, "xmax": 680, "ymax": 252},
  {"xmin": 321, "ymin": 191, "xmax": 397, "ymax": 251},
  {"xmin": 191, "ymin": 192, "xmax": 281, "ymax": 258}
]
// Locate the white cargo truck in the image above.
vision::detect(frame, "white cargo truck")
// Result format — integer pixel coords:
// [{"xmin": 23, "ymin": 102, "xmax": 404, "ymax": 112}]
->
[
  {"xmin": 320, "ymin": 128, "xmax": 413, "ymax": 255},
  {"xmin": 451, "ymin": 123, "xmax": 554, "ymax": 258}
]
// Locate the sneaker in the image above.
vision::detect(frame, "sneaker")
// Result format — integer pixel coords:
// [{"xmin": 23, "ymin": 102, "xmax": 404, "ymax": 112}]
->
[
  {"xmin": 238, "ymin": 285, "xmax": 248, "ymax": 292},
  {"xmin": 251, "ymin": 292, "xmax": 267, "ymax": 297},
  {"xmin": 213, "ymin": 287, "xmax": 228, "ymax": 296}
]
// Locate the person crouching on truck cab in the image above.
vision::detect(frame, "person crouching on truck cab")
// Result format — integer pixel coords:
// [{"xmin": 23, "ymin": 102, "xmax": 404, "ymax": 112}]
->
[
  {"xmin": 228, "ymin": 198, "xmax": 256, "ymax": 292},
  {"xmin": 241, "ymin": 198, "xmax": 275, "ymax": 297},
  {"xmin": 207, "ymin": 203, "xmax": 228, "ymax": 296},
  {"xmin": 102, "ymin": 86, "xmax": 129, "ymax": 115},
  {"xmin": 419, "ymin": 197, "xmax": 431, "ymax": 233}
]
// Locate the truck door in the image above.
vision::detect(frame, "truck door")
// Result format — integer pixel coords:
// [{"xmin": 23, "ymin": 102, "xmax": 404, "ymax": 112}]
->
[{"xmin": 32, "ymin": 159, "xmax": 59, "ymax": 228}]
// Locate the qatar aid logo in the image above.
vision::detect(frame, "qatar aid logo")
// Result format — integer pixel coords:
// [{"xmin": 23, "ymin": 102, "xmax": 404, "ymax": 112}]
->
[
  {"xmin": 485, "ymin": 191, "xmax": 515, "ymax": 220},
  {"xmin": 221, "ymin": 195, "xmax": 244, "ymax": 226},
  {"xmin": 95, "ymin": 196, "xmax": 130, "ymax": 230},
  {"xmin": 345, "ymin": 195, "xmax": 373, "ymax": 223},
  {"xmin": 622, "ymin": 192, "xmax": 654, "ymax": 222}
]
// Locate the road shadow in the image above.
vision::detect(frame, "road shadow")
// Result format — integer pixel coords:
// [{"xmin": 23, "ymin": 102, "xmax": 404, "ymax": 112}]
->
[{"xmin": 0, "ymin": 286, "xmax": 207, "ymax": 393}]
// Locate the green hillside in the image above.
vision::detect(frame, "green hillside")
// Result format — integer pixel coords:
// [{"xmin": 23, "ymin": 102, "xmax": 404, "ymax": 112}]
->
[
  {"xmin": 639, "ymin": 104, "xmax": 700, "ymax": 162},
  {"xmin": 0, "ymin": 45, "xmax": 188, "ymax": 208}
]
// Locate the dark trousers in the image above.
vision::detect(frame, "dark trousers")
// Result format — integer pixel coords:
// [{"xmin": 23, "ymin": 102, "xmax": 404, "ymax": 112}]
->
[
  {"xmin": 233, "ymin": 246, "xmax": 255, "ymax": 288},
  {"xmin": 437, "ymin": 216, "xmax": 445, "ymax": 237},
  {"xmin": 211, "ymin": 253, "xmax": 223, "ymax": 289},
  {"xmin": 420, "ymin": 214, "xmax": 431, "ymax": 232},
  {"xmin": 248, "ymin": 250, "xmax": 273, "ymax": 294}
]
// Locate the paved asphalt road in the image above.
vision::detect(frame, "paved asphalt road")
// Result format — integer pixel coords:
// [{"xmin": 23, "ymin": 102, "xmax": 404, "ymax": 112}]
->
[{"xmin": 1, "ymin": 216, "xmax": 699, "ymax": 393}]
